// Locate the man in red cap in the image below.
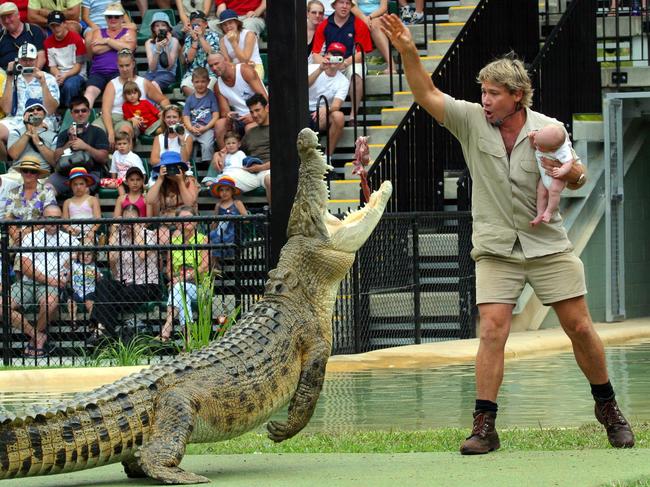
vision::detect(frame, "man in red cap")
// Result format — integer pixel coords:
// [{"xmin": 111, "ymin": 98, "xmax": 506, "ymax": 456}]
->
[
  {"xmin": 308, "ymin": 42, "xmax": 349, "ymax": 155},
  {"xmin": 311, "ymin": 0, "xmax": 373, "ymax": 125}
]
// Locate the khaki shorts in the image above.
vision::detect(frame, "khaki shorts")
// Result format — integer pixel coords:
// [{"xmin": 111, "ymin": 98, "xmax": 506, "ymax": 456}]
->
[{"xmin": 475, "ymin": 242, "xmax": 587, "ymax": 305}]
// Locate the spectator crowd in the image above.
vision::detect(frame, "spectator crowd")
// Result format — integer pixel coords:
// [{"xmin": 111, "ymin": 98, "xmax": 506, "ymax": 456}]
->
[{"xmin": 0, "ymin": 0, "xmax": 417, "ymax": 356}]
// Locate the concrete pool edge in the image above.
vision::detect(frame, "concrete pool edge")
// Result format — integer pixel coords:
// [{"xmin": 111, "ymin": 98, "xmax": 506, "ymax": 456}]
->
[{"xmin": 1, "ymin": 318, "xmax": 649, "ymax": 392}]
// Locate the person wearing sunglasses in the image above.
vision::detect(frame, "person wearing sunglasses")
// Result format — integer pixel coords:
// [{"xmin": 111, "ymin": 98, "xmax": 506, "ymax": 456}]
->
[
  {"xmin": 1, "ymin": 156, "xmax": 56, "ymax": 244},
  {"xmin": 0, "ymin": 42, "xmax": 59, "ymax": 148},
  {"xmin": 49, "ymin": 95, "xmax": 110, "ymax": 196},
  {"xmin": 83, "ymin": 2, "xmax": 136, "ymax": 107},
  {"xmin": 0, "ymin": 2, "xmax": 46, "ymax": 70},
  {"xmin": 6, "ymin": 99, "xmax": 58, "ymax": 180}
]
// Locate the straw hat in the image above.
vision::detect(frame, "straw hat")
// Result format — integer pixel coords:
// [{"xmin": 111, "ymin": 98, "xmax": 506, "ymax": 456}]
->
[{"xmin": 13, "ymin": 156, "xmax": 49, "ymax": 176}]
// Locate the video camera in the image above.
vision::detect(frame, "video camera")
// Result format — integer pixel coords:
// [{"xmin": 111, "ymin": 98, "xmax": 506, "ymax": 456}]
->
[
  {"xmin": 156, "ymin": 29, "xmax": 168, "ymax": 42},
  {"xmin": 329, "ymin": 55, "xmax": 344, "ymax": 64},
  {"xmin": 9, "ymin": 63, "xmax": 34, "ymax": 76},
  {"xmin": 26, "ymin": 114, "xmax": 44, "ymax": 126},
  {"xmin": 167, "ymin": 123, "xmax": 185, "ymax": 136}
]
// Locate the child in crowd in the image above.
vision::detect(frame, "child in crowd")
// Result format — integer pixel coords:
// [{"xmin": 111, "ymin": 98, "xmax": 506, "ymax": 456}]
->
[
  {"xmin": 62, "ymin": 167, "xmax": 102, "ymax": 242},
  {"xmin": 182, "ymin": 67, "xmax": 219, "ymax": 165},
  {"xmin": 66, "ymin": 250, "xmax": 100, "ymax": 326},
  {"xmin": 203, "ymin": 131, "xmax": 247, "ymax": 187},
  {"xmin": 122, "ymin": 81, "xmax": 161, "ymax": 136},
  {"xmin": 528, "ymin": 124, "xmax": 575, "ymax": 226},
  {"xmin": 102, "ymin": 131, "xmax": 146, "ymax": 195},
  {"xmin": 114, "ymin": 167, "xmax": 151, "ymax": 217},
  {"xmin": 209, "ymin": 175, "xmax": 247, "ymax": 263}
]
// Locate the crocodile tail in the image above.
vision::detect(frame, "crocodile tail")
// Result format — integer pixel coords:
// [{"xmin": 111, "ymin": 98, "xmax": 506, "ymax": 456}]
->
[{"xmin": 0, "ymin": 388, "xmax": 153, "ymax": 479}]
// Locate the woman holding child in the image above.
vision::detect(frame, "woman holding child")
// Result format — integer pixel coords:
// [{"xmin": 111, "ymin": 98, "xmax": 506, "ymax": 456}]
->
[{"xmin": 99, "ymin": 49, "xmax": 170, "ymax": 148}]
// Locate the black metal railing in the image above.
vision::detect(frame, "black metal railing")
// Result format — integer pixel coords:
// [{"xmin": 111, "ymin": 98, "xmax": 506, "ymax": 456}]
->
[
  {"xmin": 531, "ymin": 0, "xmax": 601, "ymax": 134},
  {"xmin": 368, "ymin": 0, "xmax": 539, "ymax": 212},
  {"xmin": 1, "ymin": 210, "xmax": 476, "ymax": 363}
]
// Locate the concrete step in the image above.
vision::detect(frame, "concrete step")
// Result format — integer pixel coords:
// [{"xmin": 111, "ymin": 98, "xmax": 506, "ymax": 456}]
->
[
  {"xmin": 572, "ymin": 116, "xmax": 604, "ymax": 142},
  {"xmin": 369, "ymin": 291, "xmax": 460, "ymax": 317},
  {"xmin": 343, "ymin": 161, "xmax": 374, "ymax": 180},
  {"xmin": 601, "ymin": 65, "xmax": 650, "ymax": 88},
  {"xmin": 393, "ymin": 91, "xmax": 415, "ymax": 107},
  {"xmin": 432, "ymin": 22, "xmax": 465, "ymax": 39},
  {"xmin": 381, "ymin": 106, "xmax": 408, "ymax": 125},
  {"xmin": 597, "ymin": 16, "xmax": 643, "ymax": 37},
  {"xmin": 337, "ymin": 125, "xmax": 398, "ymax": 148},
  {"xmin": 460, "ymin": 0, "xmax": 480, "ymax": 6},
  {"xmin": 330, "ymin": 179, "xmax": 364, "ymax": 200},
  {"xmin": 448, "ymin": 5, "xmax": 475, "ymax": 22},
  {"xmin": 428, "ymin": 39, "xmax": 454, "ymax": 57}
]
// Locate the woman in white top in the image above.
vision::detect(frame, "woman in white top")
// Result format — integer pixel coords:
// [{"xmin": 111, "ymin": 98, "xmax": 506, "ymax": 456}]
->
[
  {"xmin": 150, "ymin": 105, "xmax": 193, "ymax": 167},
  {"xmin": 100, "ymin": 50, "xmax": 170, "ymax": 148},
  {"xmin": 218, "ymin": 9, "xmax": 264, "ymax": 81}
]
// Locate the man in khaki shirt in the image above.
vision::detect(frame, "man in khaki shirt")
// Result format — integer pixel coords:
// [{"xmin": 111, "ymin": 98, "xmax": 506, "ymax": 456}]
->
[{"xmin": 380, "ymin": 15, "xmax": 634, "ymax": 454}]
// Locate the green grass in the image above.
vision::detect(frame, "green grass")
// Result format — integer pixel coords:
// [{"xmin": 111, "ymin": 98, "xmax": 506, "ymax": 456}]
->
[
  {"xmin": 602, "ymin": 479, "xmax": 650, "ymax": 487},
  {"xmin": 186, "ymin": 422, "xmax": 649, "ymax": 455}
]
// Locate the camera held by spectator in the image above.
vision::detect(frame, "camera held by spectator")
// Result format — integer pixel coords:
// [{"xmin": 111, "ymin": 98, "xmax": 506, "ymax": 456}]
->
[{"xmin": 167, "ymin": 123, "xmax": 185, "ymax": 136}]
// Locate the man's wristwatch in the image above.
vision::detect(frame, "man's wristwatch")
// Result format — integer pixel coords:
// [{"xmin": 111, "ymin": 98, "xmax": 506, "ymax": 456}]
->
[{"xmin": 37, "ymin": 141, "xmax": 44, "ymax": 146}]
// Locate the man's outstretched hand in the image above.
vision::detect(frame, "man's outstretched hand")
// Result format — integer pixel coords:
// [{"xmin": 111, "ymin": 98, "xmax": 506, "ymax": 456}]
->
[{"xmin": 379, "ymin": 14, "xmax": 413, "ymax": 54}]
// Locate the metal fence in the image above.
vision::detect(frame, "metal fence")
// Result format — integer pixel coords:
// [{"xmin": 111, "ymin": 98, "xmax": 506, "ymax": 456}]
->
[
  {"xmin": 1, "ymin": 210, "xmax": 475, "ymax": 364},
  {"xmin": 1, "ymin": 214, "xmax": 269, "ymax": 366}
]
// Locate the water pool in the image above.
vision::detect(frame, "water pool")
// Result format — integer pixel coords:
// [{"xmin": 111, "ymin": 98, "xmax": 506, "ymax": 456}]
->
[{"xmin": 1, "ymin": 341, "xmax": 649, "ymax": 432}]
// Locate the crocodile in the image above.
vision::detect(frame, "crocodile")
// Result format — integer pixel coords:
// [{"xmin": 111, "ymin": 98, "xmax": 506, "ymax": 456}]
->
[{"xmin": 0, "ymin": 128, "xmax": 393, "ymax": 484}]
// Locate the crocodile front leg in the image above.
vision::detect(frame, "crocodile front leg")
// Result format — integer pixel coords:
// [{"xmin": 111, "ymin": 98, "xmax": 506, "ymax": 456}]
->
[
  {"xmin": 267, "ymin": 346, "xmax": 329, "ymax": 442},
  {"xmin": 137, "ymin": 389, "xmax": 209, "ymax": 485}
]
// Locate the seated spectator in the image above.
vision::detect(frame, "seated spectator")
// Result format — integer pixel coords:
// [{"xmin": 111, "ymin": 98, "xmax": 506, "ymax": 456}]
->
[
  {"xmin": 398, "ymin": 0, "xmax": 424, "ymax": 24},
  {"xmin": 27, "ymin": 0, "xmax": 81, "ymax": 33},
  {"xmin": 208, "ymin": 93, "xmax": 270, "ymax": 200},
  {"xmin": 308, "ymin": 43, "xmax": 349, "ymax": 156},
  {"xmin": 81, "ymin": 0, "xmax": 136, "ymax": 39},
  {"xmin": 351, "ymin": 0, "xmax": 393, "ymax": 73},
  {"xmin": 62, "ymin": 167, "xmax": 101, "ymax": 242},
  {"xmin": 307, "ymin": 0, "xmax": 326, "ymax": 62},
  {"xmin": 311, "ymin": 0, "xmax": 373, "ymax": 125},
  {"xmin": 0, "ymin": 176, "xmax": 20, "ymax": 217},
  {"xmin": 121, "ymin": 81, "xmax": 160, "ymax": 135},
  {"xmin": 150, "ymin": 104, "xmax": 193, "ymax": 166},
  {"xmin": 44, "ymin": 11, "xmax": 87, "ymax": 109},
  {"xmin": 1, "ymin": 0, "xmax": 28, "ymax": 22},
  {"xmin": 11, "ymin": 203, "xmax": 79, "ymax": 356},
  {"xmin": 83, "ymin": 2, "xmax": 136, "ymax": 107},
  {"xmin": 182, "ymin": 67, "xmax": 219, "ymax": 165},
  {"xmin": 134, "ymin": 0, "xmax": 170, "ymax": 18},
  {"xmin": 0, "ymin": 42, "xmax": 59, "ymax": 146},
  {"xmin": 218, "ymin": 9, "xmax": 264, "ymax": 80},
  {"xmin": 208, "ymin": 52, "xmax": 267, "ymax": 148},
  {"xmin": 158, "ymin": 205, "xmax": 209, "ymax": 342},
  {"xmin": 102, "ymin": 130, "xmax": 144, "ymax": 194},
  {"xmin": 50, "ymin": 95, "xmax": 109, "ymax": 196},
  {"xmin": 203, "ymin": 130, "xmax": 245, "ymax": 186},
  {"xmin": 209, "ymin": 175, "xmax": 247, "ymax": 262},
  {"xmin": 91, "ymin": 203, "xmax": 162, "ymax": 341},
  {"xmin": 98, "ymin": 49, "xmax": 169, "ymax": 147},
  {"xmin": 215, "ymin": 0, "xmax": 266, "ymax": 37},
  {"xmin": 2, "ymin": 156, "xmax": 56, "ymax": 243},
  {"xmin": 145, "ymin": 151, "xmax": 199, "ymax": 218},
  {"xmin": 180, "ymin": 11, "xmax": 220, "ymax": 97},
  {"xmin": 174, "ymin": 0, "xmax": 219, "ymax": 39},
  {"xmin": 0, "ymin": 2, "xmax": 46, "ymax": 70},
  {"xmin": 65, "ymin": 248, "xmax": 99, "ymax": 325},
  {"xmin": 144, "ymin": 12, "xmax": 180, "ymax": 93},
  {"xmin": 113, "ymin": 166, "xmax": 150, "ymax": 217},
  {"xmin": 6, "ymin": 99, "xmax": 58, "ymax": 178}
]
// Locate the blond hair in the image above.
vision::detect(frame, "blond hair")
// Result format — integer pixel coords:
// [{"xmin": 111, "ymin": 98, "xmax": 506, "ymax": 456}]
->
[{"xmin": 477, "ymin": 54, "xmax": 533, "ymax": 108}]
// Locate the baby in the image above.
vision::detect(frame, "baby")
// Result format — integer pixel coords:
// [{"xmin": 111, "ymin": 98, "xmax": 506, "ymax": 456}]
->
[{"xmin": 528, "ymin": 124, "xmax": 574, "ymax": 226}]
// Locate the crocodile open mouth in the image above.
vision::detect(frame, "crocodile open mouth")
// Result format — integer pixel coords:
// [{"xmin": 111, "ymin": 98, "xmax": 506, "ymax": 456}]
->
[{"xmin": 326, "ymin": 181, "xmax": 393, "ymax": 252}]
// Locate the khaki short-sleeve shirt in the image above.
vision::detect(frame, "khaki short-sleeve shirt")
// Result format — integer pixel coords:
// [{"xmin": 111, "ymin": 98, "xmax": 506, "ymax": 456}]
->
[{"xmin": 442, "ymin": 94, "xmax": 573, "ymax": 259}]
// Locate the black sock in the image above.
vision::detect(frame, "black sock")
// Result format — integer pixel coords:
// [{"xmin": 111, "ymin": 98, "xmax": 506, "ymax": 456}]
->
[
  {"xmin": 475, "ymin": 399, "xmax": 498, "ymax": 414},
  {"xmin": 591, "ymin": 381, "xmax": 615, "ymax": 402}
]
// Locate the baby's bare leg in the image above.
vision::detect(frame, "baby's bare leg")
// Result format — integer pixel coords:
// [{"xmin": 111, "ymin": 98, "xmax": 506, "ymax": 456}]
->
[
  {"xmin": 531, "ymin": 179, "xmax": 549, "ymax": 226},
  {"xmin": 541, "ymin": 178, "xmax": 567, "ymax": 223}
]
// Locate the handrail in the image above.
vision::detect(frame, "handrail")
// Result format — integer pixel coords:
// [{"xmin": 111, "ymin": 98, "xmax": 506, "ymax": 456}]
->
[
  {"xmin": 352, "ymin": 41, "xmax": 368, "ymax": 139},
  {"xmin": 315, "ymin": 93, "xmax": 332, "ymax": 166}
]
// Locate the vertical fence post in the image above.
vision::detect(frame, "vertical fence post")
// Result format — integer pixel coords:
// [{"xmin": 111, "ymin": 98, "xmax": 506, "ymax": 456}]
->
[
  {"xmin": 1, "ymin": 223, "xmax": 11, "ymax": 366},
  {"xmin": 352, "ymin": 257, "xmax": 361, "ymax": 353},
  {"xmin": 412, "ymin": 216, "xmax": 421, "ymax": 344}
]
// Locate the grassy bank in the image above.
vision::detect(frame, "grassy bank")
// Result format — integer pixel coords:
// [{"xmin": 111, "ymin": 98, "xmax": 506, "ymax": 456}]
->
[{"xmin": 186, "ymin": 422, "xmax": 649, "ymax": 455}]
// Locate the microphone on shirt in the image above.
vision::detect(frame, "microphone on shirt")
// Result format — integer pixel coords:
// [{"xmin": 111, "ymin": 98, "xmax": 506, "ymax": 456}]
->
[{"xmin": 491, "ymin": 104, "xmax": 522, "ymax": 127}]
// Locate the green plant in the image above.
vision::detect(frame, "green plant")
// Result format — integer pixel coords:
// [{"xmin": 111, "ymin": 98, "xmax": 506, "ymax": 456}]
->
[{"xmin": 87, "ymin": 335, "xmax": 157, "ymax": 366}]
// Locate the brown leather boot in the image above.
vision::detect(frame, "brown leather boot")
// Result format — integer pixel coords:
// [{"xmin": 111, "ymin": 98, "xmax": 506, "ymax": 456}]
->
[
  {"xmin": 594, "ymin": 399, "xmax": 635, "ymax": 448},
  {"xmin": 460, "ymin": 410, "xmax": 500, "ymax": 455}
]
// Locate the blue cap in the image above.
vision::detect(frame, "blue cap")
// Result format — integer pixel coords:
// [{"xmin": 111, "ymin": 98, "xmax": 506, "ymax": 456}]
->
[
  {"xmin": 24, "ymin": 98, "xmax": 47, "ymax": 114},
  {"xmin": 150, "ymin": 11, "xmax": 172, "ymax": 29},
  {"xmin": 242, "ymin": 156, "xmax": 263, "ymax": 168},
  {"xmin": 152, "ymin": 151, "xmax": 189, "ymax": 173},
  {"xmin": 218, "ymin": 9, "xmax": 241, "ymax": 24}
]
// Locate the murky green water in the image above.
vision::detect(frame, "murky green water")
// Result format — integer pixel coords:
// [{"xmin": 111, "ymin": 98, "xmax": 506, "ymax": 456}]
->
[{"xmin": 2, "ymin": 341, "xmax": 649, "ymax": 431}]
